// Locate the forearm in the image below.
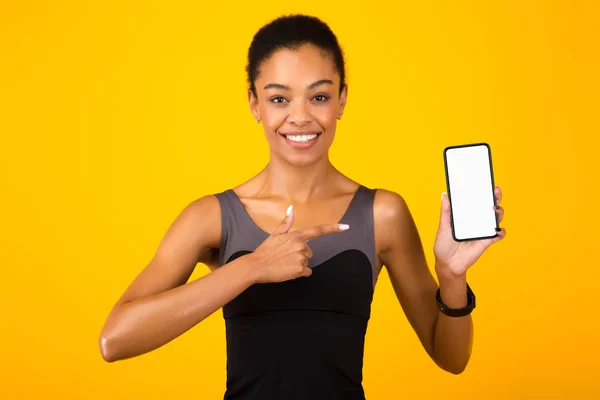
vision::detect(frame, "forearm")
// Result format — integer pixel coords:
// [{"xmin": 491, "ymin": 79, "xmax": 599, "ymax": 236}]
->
[
  {"xmin": 432, "ymin": 267, "xmax": 474, "ymax": 374},
  {"xmin": 99, "ymin": 256, "xmax": 256, "ymax": 362}
]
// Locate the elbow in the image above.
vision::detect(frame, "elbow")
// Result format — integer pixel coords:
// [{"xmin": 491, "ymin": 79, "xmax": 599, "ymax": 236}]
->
[
  {"xmin": 433, "ymin": 354, "xmax": 469, "ymax": 375},
  {"xmin": 99, "ymin": 331, "xmax": 121, "ymax": 363},
  {"xmin": 441, "ymin": 358, "xmax": 469, "ymax": 375},
  {"xmin": 446, "ymin": 364, "xmax": 467, "ymax": 375},
  {"xmin": 99, "ymin": 305, "xmax": 129, "ymax": 362}
]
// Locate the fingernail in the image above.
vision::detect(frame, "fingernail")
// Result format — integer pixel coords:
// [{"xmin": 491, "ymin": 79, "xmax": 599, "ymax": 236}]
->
[
  {"xmin": 286, "ymin": 205, "xmax": 293, "ymax": 216},
  {"xmin": 339, "ymin": 224, "xmax": 350, "ymax": 230},
  {"xmin": 441, "ymin": 192, "xmax": 446, "ymax": 201}
]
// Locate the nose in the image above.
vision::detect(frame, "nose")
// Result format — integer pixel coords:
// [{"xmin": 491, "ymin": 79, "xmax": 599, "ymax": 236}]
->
[{"xmin": 288, "ymin": 100, "xmax": 312, "ymax": 126}]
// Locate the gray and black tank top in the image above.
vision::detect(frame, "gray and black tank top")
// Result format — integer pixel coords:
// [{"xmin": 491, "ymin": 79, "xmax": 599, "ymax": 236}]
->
[{"xmin": 214, "ymin": 184, "xmax": 378, "ymax": 400}]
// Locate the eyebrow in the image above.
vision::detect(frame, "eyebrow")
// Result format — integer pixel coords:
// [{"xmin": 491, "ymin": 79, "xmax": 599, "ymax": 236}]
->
[{"xmin": 263, "ymin": 79, "xmax": 334, "ymax": 91}]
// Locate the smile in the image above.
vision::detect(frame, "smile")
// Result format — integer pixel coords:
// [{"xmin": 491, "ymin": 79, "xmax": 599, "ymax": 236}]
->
[
  {"xmin": 278, "ymin": 131, "xmax": 322, "ymax": 148},
  {"xmin": 284, "ymin": 133, "xmax": 319, "ymax": 142}
]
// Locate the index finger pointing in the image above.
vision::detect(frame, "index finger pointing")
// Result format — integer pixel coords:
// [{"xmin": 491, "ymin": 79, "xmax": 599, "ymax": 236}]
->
[{"xmin": 297, "ymin": 223, "xmax": 350, "ymax": 241}]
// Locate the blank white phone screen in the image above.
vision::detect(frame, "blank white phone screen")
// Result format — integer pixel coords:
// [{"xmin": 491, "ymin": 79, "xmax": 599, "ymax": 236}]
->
[{"xmin": 445, "ymin": 145, "xmax": 497, "ymax": 240}]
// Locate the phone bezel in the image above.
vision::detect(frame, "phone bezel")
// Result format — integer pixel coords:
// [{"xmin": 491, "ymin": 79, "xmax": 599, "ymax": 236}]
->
[{"xmin": 443, "ymin": 142, "xmax": 500, "ymax": 242}]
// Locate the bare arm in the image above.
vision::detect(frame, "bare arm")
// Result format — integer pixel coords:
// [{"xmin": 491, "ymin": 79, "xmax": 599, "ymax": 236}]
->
[
  {"xmin": 98, "ymin": 195, "xmax": 347, "ymax": 363},
  {"xmin": 98, "ymin": 195, "xmax": 255, "ymax": 362},
  {"xmin": 374, "ymin": 189, "xmax": 472, "ymax": 374}
]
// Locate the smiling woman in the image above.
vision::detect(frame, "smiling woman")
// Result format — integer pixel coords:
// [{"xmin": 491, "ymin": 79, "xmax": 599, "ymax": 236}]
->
[
  {"xmin": 247, "ymin": 17, "xmax": 347, "ymax": 163},
  {"xmin": 98, "ymin": 13, "xmax": 506, "ymax": 400},
  {"xmin": 254, "ymin": 48, "xmax": 341, "ymax": 155}
]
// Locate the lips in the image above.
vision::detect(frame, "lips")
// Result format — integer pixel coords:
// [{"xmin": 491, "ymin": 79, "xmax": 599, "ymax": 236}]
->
[
  {"xmin": 278, "ymin": 130, "xmax": 322, "ymax": 149},
  {"xmin": 279, "ymin": 131, "xmax": 321, "ymax": 136},
  {"xmin": 278, "ymin": 131, "xmax": 322, "ymax": 140}
]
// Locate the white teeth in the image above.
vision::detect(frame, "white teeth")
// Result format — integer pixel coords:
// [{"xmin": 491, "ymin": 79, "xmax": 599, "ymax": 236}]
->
[{"xmin": 285, "ymin": 134, "xmax": 318, "ymax": 143}]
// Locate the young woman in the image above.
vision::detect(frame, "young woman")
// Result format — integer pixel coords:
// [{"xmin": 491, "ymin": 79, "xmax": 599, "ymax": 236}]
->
[{"xmin": 99, "ymin": 14, "xmax": 506, "ymax": 399}]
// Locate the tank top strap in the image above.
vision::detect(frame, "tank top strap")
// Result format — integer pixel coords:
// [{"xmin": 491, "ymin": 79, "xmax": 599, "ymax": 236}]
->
[
  {"xmin": 214, "ymin": 190, "xmax": 267, "ymax": 267},
  {"xmin": 346, "ymin": 184, "xmax": 378, "ymax": 283},
  {"xmin": 309, "ymin": 184, "xmax": 379, "ymax": 286},
  {"xmin": 341, "ymin": 184, "xmax": 377, "ymax": 226}
]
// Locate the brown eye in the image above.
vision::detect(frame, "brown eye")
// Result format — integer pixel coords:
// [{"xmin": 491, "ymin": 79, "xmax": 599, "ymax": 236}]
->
[
  {"xmin": 271, "ymin": 96, "xmax": 287, "ymax": 104},
  {"xmin": 313, "ymin": 95, "xmax": 329, "ymax": 102}
]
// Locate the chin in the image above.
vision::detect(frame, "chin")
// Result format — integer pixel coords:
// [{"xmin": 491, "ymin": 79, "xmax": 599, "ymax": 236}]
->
[
  {"xmin": 266, "ymin": 129, "xmax": 334, "ymax": 165},
  {"xmin": 270, "ymin": 145, "xmax": 332, "ymax": 167},
  {"xmin": 284, "ymin": 152, "xmax": 328, "ymax": 167}
]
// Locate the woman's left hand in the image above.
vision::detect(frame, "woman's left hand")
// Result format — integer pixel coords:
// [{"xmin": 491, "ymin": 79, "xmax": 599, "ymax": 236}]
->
[{"xmin": 433, "ymin": 186, "xmax": 506, "ymax": 278}]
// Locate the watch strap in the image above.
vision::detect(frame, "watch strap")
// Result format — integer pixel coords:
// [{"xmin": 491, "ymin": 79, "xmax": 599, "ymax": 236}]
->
[{"xmin": 436, "ymin": 283, "xmax": 476, "ymax": 317}]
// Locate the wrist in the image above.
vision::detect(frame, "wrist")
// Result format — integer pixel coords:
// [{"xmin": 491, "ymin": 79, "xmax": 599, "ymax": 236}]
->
[
  {"xmin": 435, "ymin": 281, "xmax": 476, "ymax": 317},
  {"xmin": 436, "ymin": 270, "xmax": 468, "ymax": 309},
  {"xmin": 435, "ymin": 260, "xmax": 466, "ymax": 282},
  {"xmin": 231, "ymin": 254, "xmax": 261, "ymax": 286}
]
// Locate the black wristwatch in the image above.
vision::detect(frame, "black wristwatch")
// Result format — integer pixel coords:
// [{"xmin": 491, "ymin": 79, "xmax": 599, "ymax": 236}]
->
[{"xmin": 436, "ymin": 283, "xmax": 476, "ymax": 317}]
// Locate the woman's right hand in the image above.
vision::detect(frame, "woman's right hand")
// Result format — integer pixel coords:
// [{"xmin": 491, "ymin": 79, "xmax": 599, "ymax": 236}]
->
[{"xmin": 246, "ymin": 205, "xmax": 350, "ymax": 284}]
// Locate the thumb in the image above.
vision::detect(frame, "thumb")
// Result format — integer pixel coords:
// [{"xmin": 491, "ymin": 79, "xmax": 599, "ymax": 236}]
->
[
  {"xmin": 272, "ymin": 204, "xmax": 294, "ymax": 235},
  {"xmin": 438, "ymin": 192, "xmax": 451, "ymax": 230}
]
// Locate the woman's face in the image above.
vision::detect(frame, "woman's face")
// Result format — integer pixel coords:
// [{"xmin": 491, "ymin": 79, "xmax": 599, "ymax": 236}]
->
[{"xmin": 250, "ymin": 44, "xmax": 347, "ymax": 167}]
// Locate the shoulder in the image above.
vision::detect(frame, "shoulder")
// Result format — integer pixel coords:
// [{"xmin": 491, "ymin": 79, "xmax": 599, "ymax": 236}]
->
[
  {"xmin": 372, "ymin": 188, "xmax": 415, "ymax": 252},
  {"xmin": 170, "ymin": 193, "xmax": 223, "ymax": 249},
  {"xmin": 184, "ymin": 193, "xmax": 222, "ymax": 217},
  {"xmin": 373, "ymin": 188, "xmax": 411, "ymax": 222}
]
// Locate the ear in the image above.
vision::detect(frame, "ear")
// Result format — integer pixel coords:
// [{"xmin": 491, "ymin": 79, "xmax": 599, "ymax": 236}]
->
[
  {"xmin": 248, "ymin": 89, "xmax": 260, "ymax": 122},
  {"xmin": 337, "ymin": 84, "xmax": 348, "ymax": 120}
]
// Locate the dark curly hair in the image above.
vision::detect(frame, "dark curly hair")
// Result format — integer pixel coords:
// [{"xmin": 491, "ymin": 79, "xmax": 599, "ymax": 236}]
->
[{"xmin": 246, "ymin": 14, "xmax": 346, "ymax": 96}]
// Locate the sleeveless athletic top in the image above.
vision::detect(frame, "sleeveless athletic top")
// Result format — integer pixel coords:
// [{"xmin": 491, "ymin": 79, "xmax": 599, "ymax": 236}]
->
[{"xmin": 214, "ymin": 184, "xmax": 378, "ymax": 400}]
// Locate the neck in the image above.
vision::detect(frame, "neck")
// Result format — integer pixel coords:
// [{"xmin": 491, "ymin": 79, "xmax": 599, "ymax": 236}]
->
[{"xmin": 260, "ymin": 153, "xmax": 337, "ymax": 203}]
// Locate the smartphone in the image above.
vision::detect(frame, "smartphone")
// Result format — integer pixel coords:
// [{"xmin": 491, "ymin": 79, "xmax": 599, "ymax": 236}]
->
[{"xmin": 443, "ymin": 143, "xmax": 500, "ymax": 241}]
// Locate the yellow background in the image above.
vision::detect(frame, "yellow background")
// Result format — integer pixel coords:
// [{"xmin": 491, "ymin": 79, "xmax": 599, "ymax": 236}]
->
[{"xmin": 1, "ymin": 1, "xmax": 598, "ymax": 399}]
